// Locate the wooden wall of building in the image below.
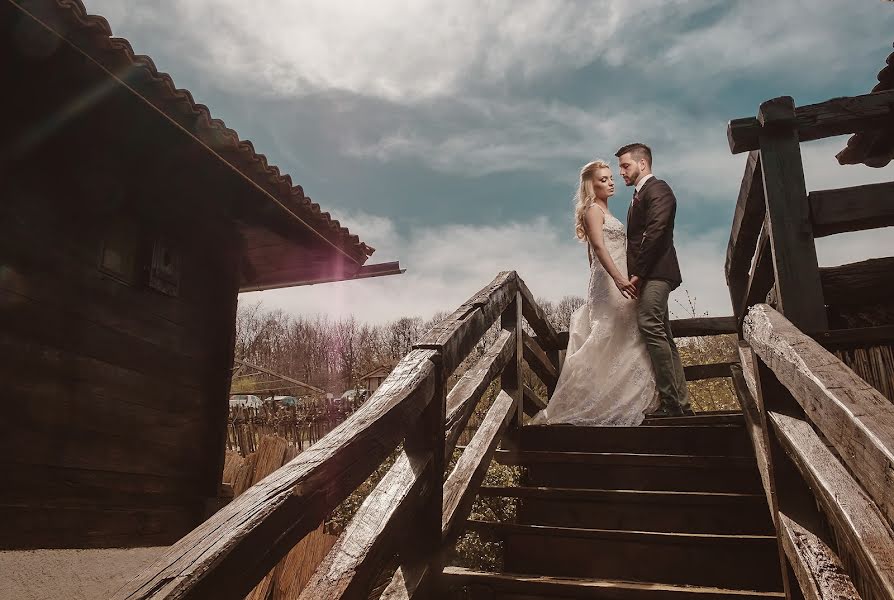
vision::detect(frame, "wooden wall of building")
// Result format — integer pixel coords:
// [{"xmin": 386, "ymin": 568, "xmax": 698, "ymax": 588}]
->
[{"xmin": 0, "ymin": 22, "xmax": 246, "ymax": 547}]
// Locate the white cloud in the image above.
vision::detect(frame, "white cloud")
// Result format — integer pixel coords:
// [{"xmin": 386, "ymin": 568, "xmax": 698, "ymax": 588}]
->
[
  {"xmin": 241, "ymin": 212, "xmax": 740, "ymax": 324},
  {"xmin": 84, "ymin": 0, "xmax": 892, "ymax": 104}
]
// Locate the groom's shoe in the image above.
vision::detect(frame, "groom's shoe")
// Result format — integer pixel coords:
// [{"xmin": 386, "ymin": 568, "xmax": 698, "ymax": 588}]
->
[
  {"xmin": 681, "ymin": 404, "xmax": 695, "ymax": 417},
  {"xmin": 647, "ymin": 402, "xmax": 684, "ymax": 418}
]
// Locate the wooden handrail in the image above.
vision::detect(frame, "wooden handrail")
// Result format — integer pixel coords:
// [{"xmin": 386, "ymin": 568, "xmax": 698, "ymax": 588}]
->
[
  {"xmin": 744, "ymin": 304, "xmax": 894, "ymax": 528},
  {"xmin": 727, "ymin": 90, "xmax": 894, "ymax": 154},
  {"xmin": 115, "ymin": 349, "xmax": 439, "ymax": 600},
  {"xmin": 118, "ymin": 270, "xmax": 570, "ymax": 599},
  {"xmin": 741, "ymin": 304, "xmax": 894, "ymax": 600},
  {"xmin": 726, "ymin": 150, "xmax": 765, "ymax": 314},
  {"xmin": 809, "ymin": 180, "xmax": 894, "ymax": 238}
]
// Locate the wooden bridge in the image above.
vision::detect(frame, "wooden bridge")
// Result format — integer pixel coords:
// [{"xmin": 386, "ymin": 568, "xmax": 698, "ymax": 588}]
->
[{"xmin": 114, "ymin": 93, "xmax": 894, "ymax": 599}]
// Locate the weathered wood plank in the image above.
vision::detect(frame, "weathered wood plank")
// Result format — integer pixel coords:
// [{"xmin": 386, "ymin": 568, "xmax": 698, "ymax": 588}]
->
[
  {"xmin": 517, "ymin": 276, "xmax": 562, "ymax": 351},
  {"xmin": 502, "ymin": 292, "xmax": 524, "ymax": 427},
  {"xmin": 684, "ymin": 362, "xmax": 735, "ymax": 381},
  {"xmin": 730, "ymin": 362, "xmax": 775, "ymax": 522},
  {"xmin": 522, "ymin": 330, "xmax": 559, "ymax": 390},
  {"xmin": 414, "ymin": 271, "xmax": 517, "ymax": 375},
  {"xmin": 744, "ymin": 304, "xmax": 894, "ymax": 530},
  {"xmin": 670, "ymin": 316, "xmax": 738, "ymax": 338},
  {"xmin": 523, "ymin": 384, "xmax": 547, "ymax": 417},
  {"xmin": 551, "ymin": 318, "xmax": 738, "ymax": 348},
  {"xmin": 811, "ymin": 325, "xmax": 894, "ymax": 349},
  {"xmin": 728, "ymin": 90, "xmax": 894, "ymax": 154},
  {"xmin": 444, "ymin": 329, "xmax": 515, "ymax": 455},
  {"xmin": 297, "ymin": 450, "xmax": 433, "ymax": 600},
  {"xmin": 114, "ymin": 349, "xmax": 438, "ymax": 600},
  {"xmin": 741, "ymin": 226, "xmax": 774, "ymax": 320},
  {"xmin": 442, "ymin": 390, "xmax": 517, "ymax": 544},
  {"xmin": 768, "ymin": 410, "xmax": 894, "ymax": 600},
  {"xmin": 379, "ymin": 563, "xmax": 429, "ymax": 600},
  {"xmin": 757, "ymin": 97, "xmax": 827, "ymax": 331},
  {"xmin": 727, "ymin": 151, "xmax": 765, "ymax": 315},
  {"xmin": 809, "ymin": 181, "xmax": 894, "ymax": 237},
  {"xmin": 777, "ymin": 512, "xmax": 860, "ymax": 600},
  {"xmin": 820, "ymin": 257, "xmax": 894, "ymax": 308}
]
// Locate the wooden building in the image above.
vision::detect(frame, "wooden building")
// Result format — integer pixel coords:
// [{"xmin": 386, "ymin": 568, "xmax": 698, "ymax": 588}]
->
[
  {"xmin": 359, "ymin": 363, "xmax": 395, "ymax": 394},
  {"xmin": 0, "ymin": 0, "xmax": 399, "ymax": 549}
]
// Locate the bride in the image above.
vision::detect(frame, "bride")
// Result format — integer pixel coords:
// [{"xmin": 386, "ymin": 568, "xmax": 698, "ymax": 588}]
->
[{"xmin": 531, "ymin": 160, "xmax": 658, "ymax": 426}]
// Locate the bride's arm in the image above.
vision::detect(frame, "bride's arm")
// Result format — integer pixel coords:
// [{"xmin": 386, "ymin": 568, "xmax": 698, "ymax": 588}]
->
[{"xmin": 584, "ymin": 207, "xmax": 637, "ymax": 299}]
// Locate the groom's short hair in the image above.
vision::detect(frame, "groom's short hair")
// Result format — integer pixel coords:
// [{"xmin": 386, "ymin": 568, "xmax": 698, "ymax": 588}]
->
[{"xmin": 615, "ymin": 143, "xmax": 652, "ymax": 167}]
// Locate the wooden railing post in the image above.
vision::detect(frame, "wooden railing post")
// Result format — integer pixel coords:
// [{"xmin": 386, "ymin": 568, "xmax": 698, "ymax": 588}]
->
[
  {"xmin": 752, "ymin": 354, "xmax": 831, "ymax": 600},
  {"xmin": 757, "ymin": 96, "xmax": 827, "ymax": 332},
  {"xmin": 502, "ymin": 291, "xmax": 524, "ymax": 427},
  {"xmin": 386, "ymin": 354, "xmax": 447, "ymax": 599}
]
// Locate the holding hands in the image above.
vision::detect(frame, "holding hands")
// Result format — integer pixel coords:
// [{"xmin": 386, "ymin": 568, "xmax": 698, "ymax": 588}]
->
[{"xmin": 614, "ymin": 275, "xmax": 638, "ymax": 300}]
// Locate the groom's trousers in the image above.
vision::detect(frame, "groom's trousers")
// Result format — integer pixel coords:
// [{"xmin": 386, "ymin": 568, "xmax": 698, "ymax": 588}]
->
[{"xmin": 637, "ymin": 279, "xmax": 689, "ymax": 410}]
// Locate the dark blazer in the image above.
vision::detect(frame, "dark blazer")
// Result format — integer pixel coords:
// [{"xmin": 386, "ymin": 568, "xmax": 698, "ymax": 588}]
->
[{"xmin": 626, "ymin": 176, "xmax": 682, "ymax": 288}]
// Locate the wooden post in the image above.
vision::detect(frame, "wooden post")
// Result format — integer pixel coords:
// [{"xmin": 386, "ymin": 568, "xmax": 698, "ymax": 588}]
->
[
  {"xmin": 757, "ymin": 97, "xmax": 828, "ymax": 332},
  {"xmin": 501, "ymin": 292, "xmax": 524, "ymax": 428},
  {"xmin": 389, "ymin": 353, "xmax": 446, "ymax": 599},
  {"xmin": 752, "ymin": 352, "xmax": 834, "ymax": 600}
]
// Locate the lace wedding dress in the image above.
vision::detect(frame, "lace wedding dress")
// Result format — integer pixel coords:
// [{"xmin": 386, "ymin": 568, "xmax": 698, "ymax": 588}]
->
[{"xmin": 531, "ymin": 207, "xmax": 659, "ymax": 426}]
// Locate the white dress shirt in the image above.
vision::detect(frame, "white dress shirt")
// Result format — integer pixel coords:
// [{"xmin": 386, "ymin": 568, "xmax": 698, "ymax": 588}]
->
[{"xmin": 634, "ymin": 173, "xmax": 655, "ymax": 194}]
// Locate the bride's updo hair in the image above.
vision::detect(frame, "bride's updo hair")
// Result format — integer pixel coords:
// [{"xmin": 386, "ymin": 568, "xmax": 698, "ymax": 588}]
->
[{"xmin": 574, "ymin": 159, "xmax": 610, "ymax": 240}]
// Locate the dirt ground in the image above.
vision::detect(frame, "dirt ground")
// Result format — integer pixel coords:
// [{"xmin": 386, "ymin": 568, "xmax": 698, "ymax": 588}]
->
[{"xmin": 0, "ymin": 546, "xmax": 166, "ymax": 600}]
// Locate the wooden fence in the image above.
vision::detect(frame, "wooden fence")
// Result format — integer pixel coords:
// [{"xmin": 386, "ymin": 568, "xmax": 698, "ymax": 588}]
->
[{"xmin": 226, "ymin": 400, "xmax": 362, "ymax": 456}]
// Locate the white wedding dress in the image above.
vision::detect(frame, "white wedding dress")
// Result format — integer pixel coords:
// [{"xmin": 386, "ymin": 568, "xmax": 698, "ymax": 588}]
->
[{"xmin": 531, "ymin": 207, "xmax": 659, "ymax": 426}]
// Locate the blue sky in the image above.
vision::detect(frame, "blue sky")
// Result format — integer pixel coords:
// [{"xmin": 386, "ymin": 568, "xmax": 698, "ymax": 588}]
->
[{"xmin": 84, "ymin": 0, "xmax": 894, "ymax": 322}]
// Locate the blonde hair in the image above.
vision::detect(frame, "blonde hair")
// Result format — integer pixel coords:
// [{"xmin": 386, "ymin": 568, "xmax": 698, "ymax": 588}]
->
[{"xmin": 574, "ymin": 159, "xmax": 611, "ymax": 240}]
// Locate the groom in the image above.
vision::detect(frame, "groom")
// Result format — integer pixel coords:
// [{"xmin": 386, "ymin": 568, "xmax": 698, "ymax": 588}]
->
[{"xmin": 616, "ymin": 143, "xmax": 691, "ymax": 417}]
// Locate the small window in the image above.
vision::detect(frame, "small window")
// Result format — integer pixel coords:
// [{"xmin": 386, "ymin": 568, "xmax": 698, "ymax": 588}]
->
[
  {"xmin": 149, "ymin": 237, "xmax": 181, "ymax": 297},
  {"xmin": 99, "ymin": 222, "xmax": 138, "ymax": 284}
]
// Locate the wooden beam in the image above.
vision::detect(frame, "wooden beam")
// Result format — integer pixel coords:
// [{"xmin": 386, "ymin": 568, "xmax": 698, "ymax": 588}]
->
[
  {"xmin": 810, "ymin": 325, "xmax": 894, "ymax": 349},
  {"xmin": 548, "ymin": 319, "xmax": 739, "ymax": 346},
  {"xmin": 444, "ymin": 329, "xmax": 515, "ymax": 455},
  {"xmin": 501, "ymin": 292, "xmax": 524, "ymax": 428},
  {"xmin": 741, "ymin": 226, "xmax": 774, "ymax": 320},
  {"xmin": 114, "ymin": 349, "xmax": 438, "ymax": 600},
  {"xmin": 234, "ymin": 358, "xmax": 325, "ymax": 394},
  {"xmin": 768, "ymin": 410, "xmax": 894, "ymax": 600},
  {"xmin": 239, "ymin": 261, "xmax": 404, "ymax": 292},
  {"xmin": 442, "ymin": 390, "xmax": 517, "ymax": 544},
  {"xmin": 758, "ymin": 97, "xmax": 827, "ymax": 331},
  {"xmin": 683, "ymin": 362, "xmax": 735, "ymax": 381},
  {"xmin": 730, "ymin": 361, "xmax": 775, "ymax": 523},
  {"xmin": 522, "ymin": 330, "xmax": 558, "ymax": 390},
  {"xmin": 522, "ymin": 385, "xmax": 547, "ymax": 417},
  {"xmin": 727, "ymin": 151, "xmax": 765, "ymax": 316},
  {"xmin": 669, "ymin": 316, "xmax": 737, "ymax": 338},
  {"xmin": 744, "ymin": 304, "xmax": 894, "ymax": 530},
  {"xmin": 728, "ymin": 90, "xmax": 894, "ymax": 154},
  {"xmin": 297, "ymin": 450, "xmax": 434, "ymax": 600},
  {"xmin": 809, "ymin": 181, "xmax": 894, "ymax": 237},
  {"xmin": 820, "ymin": 257, "xmax": 894, "ymax": 308},
  {"xmin": 777, "ymin": 512, "xmax": 860, "ymax": 600},
  {"xmin": 517, "ymin": 276, "xmax": 562, "ymax": 351},
  {"xmin": 415, "ymin": 271, "xmax": 518, "ymax": 375}
]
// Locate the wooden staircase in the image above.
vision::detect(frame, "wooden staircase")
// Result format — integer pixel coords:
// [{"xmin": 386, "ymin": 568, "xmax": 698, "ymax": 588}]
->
[{"xmin": 443, "ymin": 413, "xmax": 785, "ymax": 599}]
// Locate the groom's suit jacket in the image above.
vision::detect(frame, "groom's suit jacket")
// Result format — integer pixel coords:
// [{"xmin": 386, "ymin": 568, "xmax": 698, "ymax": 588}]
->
[{"xmin": 626, "ymin": 176, "xmax": 682, "ymax": 289}]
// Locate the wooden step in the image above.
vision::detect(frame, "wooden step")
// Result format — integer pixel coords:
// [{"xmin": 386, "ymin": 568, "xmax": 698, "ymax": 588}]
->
[
  {"xmin": 443, "ymin": 567, "xmax": 786, "ymax": 600},
  {"xmin": 479, "ymin": 486, "xmax": 774, "ymax": 534},
  {"xmin": 642, "ymin": 412, "xmax": 744, "ymax": 426},
  {"xmin": 520, "ymin": 425, "xmax": 751, "ymax": 456},
  {"xmin": 468, "ymin": 521, "xmax": 783, "ymax": 592},
  {"xmin": 496, "ymin": 450, "xmax": 763, "ymax": 493}
]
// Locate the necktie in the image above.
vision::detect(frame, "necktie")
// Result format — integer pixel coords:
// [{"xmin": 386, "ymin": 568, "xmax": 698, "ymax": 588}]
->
[{"xmin": 632, "ymin": 190, "xmax": 639, "ymax": 206}]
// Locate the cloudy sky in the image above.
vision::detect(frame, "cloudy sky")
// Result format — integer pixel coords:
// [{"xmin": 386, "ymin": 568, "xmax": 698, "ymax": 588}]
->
[{"xmin": 84, "ymin": 0, "xmax": 894, "ymax": 322}]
